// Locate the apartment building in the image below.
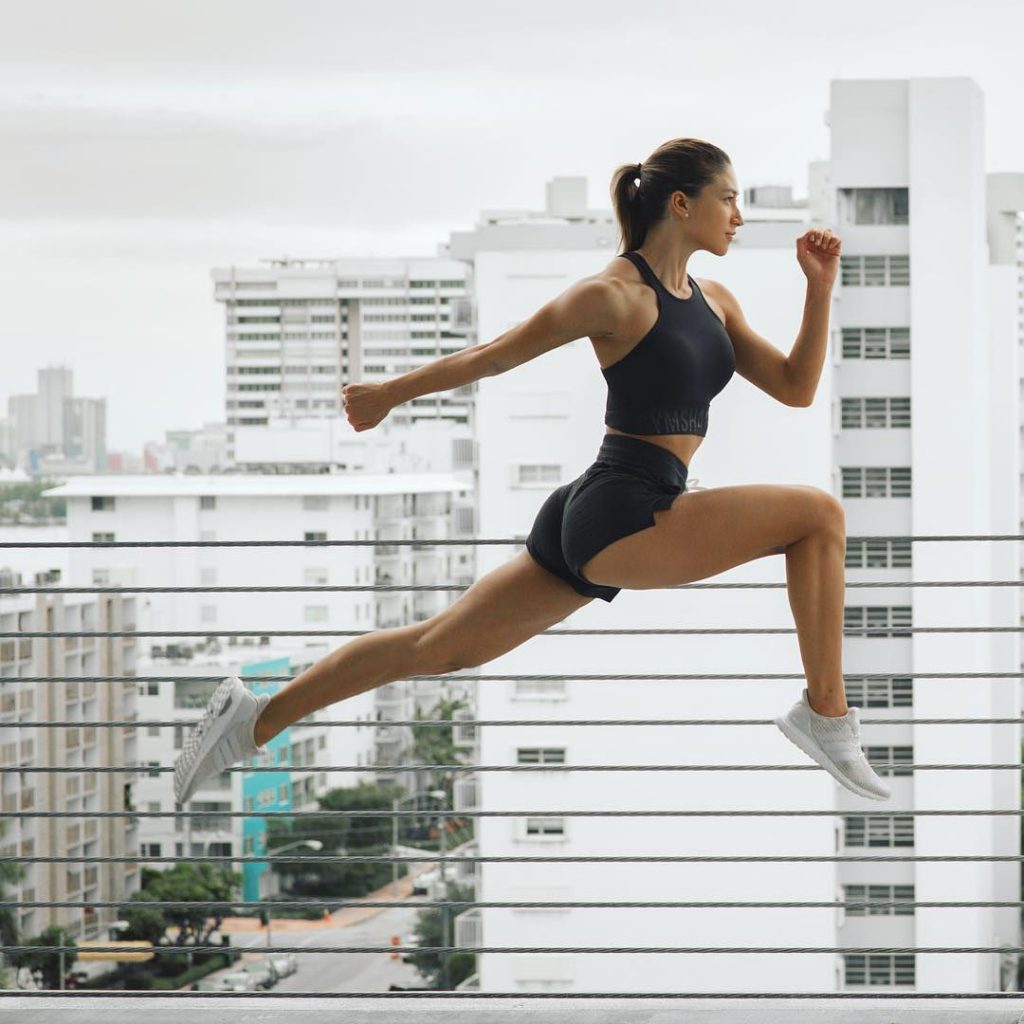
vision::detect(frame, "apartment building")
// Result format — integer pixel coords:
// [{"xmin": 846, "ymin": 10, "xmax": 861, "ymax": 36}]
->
[
  {"xmin": 41, "ymin": 474, "xmax": 479, "ymax": 798},
  {"xmin": 209, "ymin": 256, "xmax": 474, "ymax": 464},
  {"xmin": 450, "ymin": 77, "xmax": 1020, "ymax": 993},
  {"xmin": 0, "ymin": 572, "xmax": 137, "ymax": 944},
  {"xmin": 827, "ymin": 77, "xmax": 1021, "ymax": 992}
]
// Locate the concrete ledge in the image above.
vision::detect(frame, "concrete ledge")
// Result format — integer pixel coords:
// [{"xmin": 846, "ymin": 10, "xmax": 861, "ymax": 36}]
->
[{"xmin": 2, "ymin": 996, "xmax": 1024, "ymax": 1024}]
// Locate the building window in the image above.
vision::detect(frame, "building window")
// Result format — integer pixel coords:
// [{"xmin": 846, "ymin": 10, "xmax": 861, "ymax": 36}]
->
[
  {"xmin": 304, "ymin": 567, "xmax": 328, "ymax": 586},
  {"xmin": 839, "ymin": 397, "xmax": 911, "ymax": 430},
  {"xmin": 840, "ymin": 327, "xmax": 910, "ymax": 360},
  {"xmin": 843, "ymin": 884, "xmax": 915, "ymax": 916},
  {"xmin": 512, "ymin": 464, "xmax": 562, "ymax": 487},
  {"xmin": 839, "ymin": 254, "xmax": 910, "ymax": 287},
  {"xmin": 843, "ymin": 953, "xmax": 915, "ymax": 987},
  {"xmin": 517, "ymin": 747, "xmax": 566, "ymax": 765},
  {"xmin": 840, "ymin": 466, "xmax": 912, "ymax": 499},
  {"xmin": 200, "ymin": 567, "xmax": 217, "ymax": 586},
  {"xmin": 839, "ymin": 188, "xmax": 909, "ymax": 226},
  {"xmin": 524, "ymin": 817, "xmax": 565, "ymax": 837},
  {"xmin": 91, "ymin": 532, "xmax": 115, "ymax": 544},
  {"xmin": 843, "ymin": 605, "xmax": 912, "ymax": 639},
  {"xmin": 200, "ymin": 606, "xmax": 217, "ymax": 624},
  {"xmin": 302, "ymin": 495, "xmax": 330, "ymax": 511},
  {"xmin": 864, "ymin": 745, "xmax": 913, "ymax": 777},
  {"xmin": 843, "ymin": 814, "xmax": 914, "ymax": 847},
  {"xmin": 304, "ymin": 531, "xmax": 327, "ymax": 543},
  {"xmin": 199, "ymin": 496, "xmax": 216, "ymax": 510},
  {"xmin": 304, "ymin": 606, "xmax": 328, "ymax": 623},
  {"xmin": 90, "ymin": 496, "xmax": 115, "ymax": 511},
  {"xmin": 845, "ymin": 539, "xmax": 912, "ymax": 570},
  {"xmin": 844, "ymin": 677, "xmax": 912, "ymax": 709}
]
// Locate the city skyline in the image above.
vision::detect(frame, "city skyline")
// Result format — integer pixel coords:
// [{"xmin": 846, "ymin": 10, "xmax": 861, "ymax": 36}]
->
[{"xmin": 2, "ymin": 0, "xmax": 1024, "ymax": 450}]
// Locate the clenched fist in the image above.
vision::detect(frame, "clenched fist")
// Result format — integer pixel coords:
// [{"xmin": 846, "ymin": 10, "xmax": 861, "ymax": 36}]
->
[
  {"xmin": 796, "ymin": 228, "xmax": 842, "ymax": 288},
  {"xmin": 342, "ymin": 382, "xmax": 392, "ymax": 432}
]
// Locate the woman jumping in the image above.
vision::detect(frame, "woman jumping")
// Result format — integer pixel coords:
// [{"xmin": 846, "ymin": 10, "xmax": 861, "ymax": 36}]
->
[{"xmin": 174, "ymin": 137, "xmax": 890, "ymax": 805}]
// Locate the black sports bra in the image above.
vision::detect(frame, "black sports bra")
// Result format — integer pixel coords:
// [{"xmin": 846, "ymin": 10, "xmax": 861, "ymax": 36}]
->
[{"xmin": 601, "ymin": 251, "xmax": 735, "ymax": 436}]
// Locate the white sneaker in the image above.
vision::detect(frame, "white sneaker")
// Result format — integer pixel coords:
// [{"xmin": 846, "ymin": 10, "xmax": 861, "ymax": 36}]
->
[
  {"xmin": 173, "ymin": 676, "xmax": 271, "ymax": 805},
  {"xmin": 774, "ymin": 688, "xmax": 891, "ymax": 801}
]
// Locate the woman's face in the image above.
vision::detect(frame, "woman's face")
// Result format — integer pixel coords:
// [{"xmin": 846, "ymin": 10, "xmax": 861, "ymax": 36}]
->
[{"xmin": 693, "ymin": 167, "xmax": 744, "ymax": 255}]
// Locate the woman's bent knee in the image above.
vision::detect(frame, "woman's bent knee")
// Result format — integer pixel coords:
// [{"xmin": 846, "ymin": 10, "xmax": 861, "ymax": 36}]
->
[{"xmin": 813, "ymin": 488, "xmax": 846, "ymax": 538}]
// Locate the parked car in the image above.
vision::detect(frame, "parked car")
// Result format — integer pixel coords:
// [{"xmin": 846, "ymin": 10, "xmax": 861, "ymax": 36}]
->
[
  {"xmin": 411, "ymin": 868, "xmax": 447, "ymax": 900},
  {"xmin": 268, "ymin": 953, "xmax": 298, "ymax": 979},
  {"xmin": 191, "ymin": 980, "xmax": 223, "ymax": 992},
  {"xmin": 214, "ymin": 970, "xmax": 260, "ymax": 992},
  {"xmin": 241, "ymin": 959, "xmax": 279, "ymax": 990},
  {"xmin": 411, "ymin": 868, "xmax": 438, "ymax": 896}
]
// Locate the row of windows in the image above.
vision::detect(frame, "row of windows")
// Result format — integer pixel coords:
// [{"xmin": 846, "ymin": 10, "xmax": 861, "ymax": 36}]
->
[
  {"xmin": 228, "ymin": 366, "xmax": 336, "ymax": 375},
  {"xmin": 498, "ymin": 745, "xmax": 956, "ymax": 773},
  {"xmin": 840, "ymin": 254, "xmax": 910, "ymax": 287},
  {"xmin": 844, "ymin": 676, "xmax": 912, "ymax": 708},
  {"xmin": 864, "ymin": 745, "xmax": 913, "ymax": 777},
  {"xmin": 840, "ymin": 466, "xmax": 911, "ymax": 498},
  {"xmin": 840, "ymin": 397, "xmax": 911, "ymax": 429},
  {"xmin": 844, "ymin": 814, "xmax": 914, "ymax": 847},
  {"xmin": 517, "ymin": 747, "xmax": 566, "ymax": 764},
  {"xmin": 841, "ymin": 327, "xmax": 910, "ymax": 360},
  {"xmin": 845, "ymin": 538, "xmax": 912, "ymax": 569},
  {"xmin": 843, "ymin": 884, "xmax": 915, "ymax": 916},
  {"xmin": 844, "ymin": 605, "xmax": 912, "ymax": 638},
  {"xmin": 233, "ymin": 332, "xmax": 339, "ymax": 341},
  {"xmin": 844, "ymin": 953, "xmax": 915, "ymax": 986},
  {"xmin": 233, "ymin": 315, "xmax": 339, "ymax": 324},
  {"xmin": 229, "ymin": 296, "xmax": 454, "ymax": 307}
]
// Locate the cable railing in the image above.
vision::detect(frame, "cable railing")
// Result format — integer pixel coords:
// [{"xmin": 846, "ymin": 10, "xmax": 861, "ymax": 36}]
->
[{"xmin": 1, "ymin": 530, "xmax": 1022, "ymax": 1007}]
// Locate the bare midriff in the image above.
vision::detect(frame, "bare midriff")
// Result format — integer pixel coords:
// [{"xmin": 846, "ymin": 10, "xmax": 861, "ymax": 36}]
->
[{"xmin": 603, "ymin": 425, "xmax": 702, "ymax": 469}]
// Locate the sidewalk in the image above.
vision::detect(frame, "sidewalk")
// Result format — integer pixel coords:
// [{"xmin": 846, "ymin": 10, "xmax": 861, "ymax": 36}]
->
[{"xmin": 214, "ymin": 861, "xmax": 438, "ymax": 934}]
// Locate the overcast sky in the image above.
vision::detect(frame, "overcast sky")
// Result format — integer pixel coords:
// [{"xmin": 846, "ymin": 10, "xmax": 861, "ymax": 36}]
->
[{"xmin": 2, "ymin": 0, "xmax": 1023, "ymax": 450}]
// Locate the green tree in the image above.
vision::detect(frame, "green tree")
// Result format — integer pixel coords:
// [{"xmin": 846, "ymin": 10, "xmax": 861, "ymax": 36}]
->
[
  {"xmin": 5, "ymin": 926, "xmax": 76, "ymax": 990},
  {"xmin": 123, "ymin": 863, "xmax": 240, "ymax": 948},
  {"xmin": 406, "ymin": 696, "xmax": 471, "ymax": 801},
  {"xmin": 406, "ymin": 878, "xmax": 476, "ymax": 990},
  {"xmin": 0, "ymin": 480, "xmax": 66, "ymax": 523},
  {"xmin": 266, "ymin": 782, "xmax": 407, "ymax": 898},
  {"xmin": 0, "ymin": 816, "xmax": 25, "ymax": 988}
]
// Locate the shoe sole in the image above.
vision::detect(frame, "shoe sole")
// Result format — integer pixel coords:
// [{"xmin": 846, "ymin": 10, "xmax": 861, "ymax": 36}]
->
[
  {"xmin": 773, "ymin": 713, "xmax": 889, "ymax": 801},
  {"xmin": 174, "ymin": 677, "xmax": 245, "ymax": 805}
]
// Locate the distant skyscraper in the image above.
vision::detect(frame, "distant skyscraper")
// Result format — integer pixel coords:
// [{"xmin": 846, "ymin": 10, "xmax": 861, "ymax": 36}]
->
[{"xmin": 6, "ymin": 365, "xmax": 108, "ymax": 474}]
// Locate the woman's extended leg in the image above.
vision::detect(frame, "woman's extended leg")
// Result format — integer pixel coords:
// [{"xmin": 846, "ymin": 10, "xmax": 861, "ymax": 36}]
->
[
  {"xmin": 579, "ymin": 482, "xmax": 850, "ymax": 715},
  {"xmin": 254, "ymin": 549, "xmax": 594, "ymax": 745}
]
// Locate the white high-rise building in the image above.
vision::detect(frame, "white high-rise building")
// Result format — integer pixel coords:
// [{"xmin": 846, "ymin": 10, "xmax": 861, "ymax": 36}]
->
[
  {"xmin": 210, "ymin": 257, "xmax": 475, "ymax": 465},
  {"xmin": 827, "ymin": 76, "xmax": 1021, "ymax": 994},
  {"xmin": 451, "ymin": 76, "xmax": 1020, "ymax": 994}
]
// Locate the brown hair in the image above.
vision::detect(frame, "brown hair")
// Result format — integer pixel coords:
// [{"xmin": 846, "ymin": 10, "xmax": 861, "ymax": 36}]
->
[{"xmin": 611, "ymin": 138, "xmax": 732, "ymax": 252}]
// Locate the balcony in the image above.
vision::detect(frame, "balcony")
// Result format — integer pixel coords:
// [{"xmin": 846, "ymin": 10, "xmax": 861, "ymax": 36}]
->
[{"xmin": 0, "ymin": 529, "xmax": 1022, "ymax": 1019}]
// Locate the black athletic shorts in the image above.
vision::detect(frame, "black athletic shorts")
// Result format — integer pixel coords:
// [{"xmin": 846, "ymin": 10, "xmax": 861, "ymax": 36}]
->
[{"xmin": 525, "ymin": 432, "xmax": 689, "ymax": 603}]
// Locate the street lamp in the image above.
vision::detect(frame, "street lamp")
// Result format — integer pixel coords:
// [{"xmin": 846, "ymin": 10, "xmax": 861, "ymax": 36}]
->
[
  {"xmin": 391, "ymin": 789, "xmax": 446, "ymax": 897},
  {"xmin": 261, "ymin": 840, "xmax": 324, "ymax": 948}
]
